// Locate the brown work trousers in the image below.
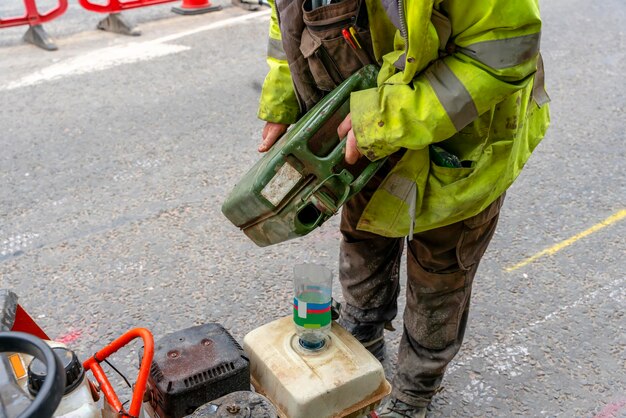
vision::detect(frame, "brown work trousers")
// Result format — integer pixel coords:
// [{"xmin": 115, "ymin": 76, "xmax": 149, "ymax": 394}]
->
[{"xmin": 338, "ymin": 158, "xmax": 504, "ymax": 407}]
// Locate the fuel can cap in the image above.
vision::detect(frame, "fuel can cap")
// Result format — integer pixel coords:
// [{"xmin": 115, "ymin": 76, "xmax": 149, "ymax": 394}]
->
[{"xmin": 28, "ymin": 347, "xmax": 84, "ymax": 396}]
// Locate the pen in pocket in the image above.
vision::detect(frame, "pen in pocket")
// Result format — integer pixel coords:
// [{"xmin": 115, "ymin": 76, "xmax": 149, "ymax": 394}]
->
[
  {"xmin": 341, "ymin": 28, "xmax": 358, "ymax": 50},
  {"xmin": 348, "ymin": 27, "xmax": 362, "ymax": 49},
  {"xmin": 342, "ymin": 27, "xmax": 373, "ymax": 65}
]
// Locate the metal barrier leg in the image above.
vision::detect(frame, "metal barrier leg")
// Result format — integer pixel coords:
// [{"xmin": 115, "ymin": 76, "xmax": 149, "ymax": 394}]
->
[
  {"xmin": 231, "ymin": 0, "xmax": 263, "ymax": 11},
  {"xmin": 23, "ymin": 24, "xmax": 58, "ymax": 51},
  {"xmin": 97, "ymin": 12, "xmax": 141, "ymax": 36}
]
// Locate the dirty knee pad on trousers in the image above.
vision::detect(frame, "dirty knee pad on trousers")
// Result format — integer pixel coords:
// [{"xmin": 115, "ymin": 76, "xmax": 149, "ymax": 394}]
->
[
  {"xmin": 402, "ymin": 196, "xmax": 502, "ymax": 350},
  {"xmin": 338, "ymin": 317, "xmax": 386, "ymax": 361},
  {"xmin": 404, "ymin": 262, "xmax": 470, "ymax": 350}
]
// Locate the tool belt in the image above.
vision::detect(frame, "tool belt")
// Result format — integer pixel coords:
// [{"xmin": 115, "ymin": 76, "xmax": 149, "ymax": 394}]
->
[
  {"xmin": 301, "ymin": 0, "xmax": 376, "ymax": 91},
  {"xmin": 276, "ymin": 0, "xmax": 376, "ymax": 112}
]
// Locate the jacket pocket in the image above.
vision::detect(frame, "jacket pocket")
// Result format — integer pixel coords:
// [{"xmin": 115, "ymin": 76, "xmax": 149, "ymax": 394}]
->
[
  {"xmin": 299, "ymin": 0, "xmax": 375, "ymax": 91},
  {"xmin": 300, "ymin": 29, "xmax": 341, "ymax": 91},
  {"xmin": 429, "ymin": 162, "xmax": 474, "ymax": 187},
  {"xmin": 456, "ymin": 193, "xmax": 504, "ymax": 270}
]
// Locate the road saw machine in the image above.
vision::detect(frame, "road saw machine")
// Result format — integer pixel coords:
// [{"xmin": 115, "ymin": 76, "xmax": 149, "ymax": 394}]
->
[{"xmin": 1, "ymin": 285, "xmax": 389, "ymax": 418}]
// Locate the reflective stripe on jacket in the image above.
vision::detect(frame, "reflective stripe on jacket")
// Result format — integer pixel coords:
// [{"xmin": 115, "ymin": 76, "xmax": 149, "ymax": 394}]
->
[{"xmin": 259, "ymin": 0, "xmax": 550, "ymax": 237}]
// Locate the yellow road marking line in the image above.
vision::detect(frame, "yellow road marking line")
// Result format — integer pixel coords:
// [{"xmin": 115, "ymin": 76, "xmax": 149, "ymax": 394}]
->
[{"xmin": 506, "ymin": 209, "xmax": 626, "ymax": 272}]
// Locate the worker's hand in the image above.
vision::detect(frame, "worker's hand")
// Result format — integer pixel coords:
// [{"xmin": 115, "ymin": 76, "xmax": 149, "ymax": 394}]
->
[
  {"xmin": 338, "ymin": 113, "xmax": 362, "ymax": 165},
  {"xmin": 259, "ymin": 122, "xmax": 289, "ymax": 152}
]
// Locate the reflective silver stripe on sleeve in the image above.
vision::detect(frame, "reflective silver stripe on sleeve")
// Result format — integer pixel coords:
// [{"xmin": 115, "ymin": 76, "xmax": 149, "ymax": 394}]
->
[
  {"xmin": 267, "ymin": 37, "xmax": 287, "ymax": 61},
  {"xmin": 459, "ymin": 32, "xmax": 541, "ymax": 70},
  {"xmin": 425, "ymin": 60, "xmax": 478, "ymax": 131}
]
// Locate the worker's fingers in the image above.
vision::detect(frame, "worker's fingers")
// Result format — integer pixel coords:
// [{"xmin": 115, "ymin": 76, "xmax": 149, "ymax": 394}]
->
[
  {"xmin": 344, "ymin": 129, "xmax": 362, "ymax": 165},
  {"xmin": 259, "ymin": 122, "xmax": 288, "ymax": 152},
  {"xmin": 262, "ymin": 122, "xmax": 271, "ymax": 140},
  {"xmin": 337, "ymin": 113, "xmax": 352, "ymax": 140}
]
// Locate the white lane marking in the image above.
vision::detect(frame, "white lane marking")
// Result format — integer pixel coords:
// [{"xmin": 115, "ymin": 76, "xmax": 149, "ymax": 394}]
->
[
  {"xmin": 450, "ymin": 277, "xmax": 624, "ymax": 373},
  {"xmin": 449, "ymin": 277, "xmax": 625, "ymax": 407},
  {"xmin": 1, "ymin": 232, "xmax": 40, "ymax": 256},
  {"xmin": 2, "ymin": 43, "xmax": 189, "ymax": 91},
  {"xmin": 508, "ymin": 277, "xmax": 624, "ymax": 339},
  {"xmin": 1, "ymin": 10, "xmax": 271, "ymax": 91},
  {"xmin": 154, "ymin": 9, "xmax": 270, "ymax": 44},
  {"xmin": 455, "ymin": 344, "xmax": 531, "ymax": 407}
]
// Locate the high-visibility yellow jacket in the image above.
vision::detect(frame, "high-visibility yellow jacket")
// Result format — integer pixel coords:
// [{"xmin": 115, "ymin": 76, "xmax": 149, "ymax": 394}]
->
[{"xmin": 259, "ymin": 0, "xmax": 550, "ymax": 237}]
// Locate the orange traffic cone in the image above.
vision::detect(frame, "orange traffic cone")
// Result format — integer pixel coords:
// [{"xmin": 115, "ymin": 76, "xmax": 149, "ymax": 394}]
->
[{"xmin": 172, "ymin": 0, "xmax": 221, "ymax": 15}]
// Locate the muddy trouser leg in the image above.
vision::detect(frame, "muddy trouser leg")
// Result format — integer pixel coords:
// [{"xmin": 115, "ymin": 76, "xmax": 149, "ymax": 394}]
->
[
  {"xmin": 338, "ymin": 161, "xmax": 404, "ymax": 359},
  {"xmin": 392, "ymin": 194, "xmax": 505, "ymax": 407}
]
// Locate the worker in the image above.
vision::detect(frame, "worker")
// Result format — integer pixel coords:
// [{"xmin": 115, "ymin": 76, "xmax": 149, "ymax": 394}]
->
[{"xmin": 256, "ymin": 0, "xmax": 550, "ymax": 416}]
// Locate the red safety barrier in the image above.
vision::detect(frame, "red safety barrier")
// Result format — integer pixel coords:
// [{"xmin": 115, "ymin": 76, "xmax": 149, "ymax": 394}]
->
[
  {"xmin": 78, "ymin": 0, "xmax": 176, "ymax": 13},
  {"xmin": 0, "ymin": 0, "xmax": 68, "ymax": 50},
  {"xmin": 78, "ymin": 0, "xmax": 179, "ymax": 36},
  {"xmin": 78, "ymin": 0, "xmax": 221, "ymax": 15},
  {"xmin": 0, "ymin": 0, "xmax": 67, "ymax": 28}
]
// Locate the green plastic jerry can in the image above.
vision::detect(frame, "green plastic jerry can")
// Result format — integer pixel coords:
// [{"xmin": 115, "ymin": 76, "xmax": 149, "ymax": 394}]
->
[{"xmin": 222, "ymin": 65, "xmax": 384, "ymax": 247}]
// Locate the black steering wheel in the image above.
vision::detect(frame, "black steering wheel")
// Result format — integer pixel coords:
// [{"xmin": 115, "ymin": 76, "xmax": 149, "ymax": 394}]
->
[{"xmin": 0, "ymin": 331, "xmax": 66, "ymax": 418}]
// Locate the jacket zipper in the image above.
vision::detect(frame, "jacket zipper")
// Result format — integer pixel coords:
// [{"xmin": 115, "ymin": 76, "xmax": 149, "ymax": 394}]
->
[
  {"xmin": 397, "ymin": 0, "xmax": 408, "ymax": 45},
  {"xmin": 397, "ymin": 0, "xmax": 415, "ymax": 237}
]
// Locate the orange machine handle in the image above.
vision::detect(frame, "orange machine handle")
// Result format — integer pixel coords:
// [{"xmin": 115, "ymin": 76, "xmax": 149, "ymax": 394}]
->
[{"xmin": 83, "ymin": 328, "xmax": 154, "ymax": 418}]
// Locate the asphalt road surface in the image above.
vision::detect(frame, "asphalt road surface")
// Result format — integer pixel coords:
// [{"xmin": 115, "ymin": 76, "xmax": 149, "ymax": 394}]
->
[{"xmin": 1, "ymin": 0, "xmax": 624, "ymax": 417}]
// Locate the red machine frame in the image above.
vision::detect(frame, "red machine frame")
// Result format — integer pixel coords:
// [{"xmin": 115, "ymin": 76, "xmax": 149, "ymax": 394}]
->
[{"xmin": 11, "ymin": 305, "xmax": 155, "ymax": 418}]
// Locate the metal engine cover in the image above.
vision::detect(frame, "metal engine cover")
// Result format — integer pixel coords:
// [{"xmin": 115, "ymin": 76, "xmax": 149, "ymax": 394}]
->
[{"xmin": 146, "ymin": 324, "xmax": 250, "ymax": 418}]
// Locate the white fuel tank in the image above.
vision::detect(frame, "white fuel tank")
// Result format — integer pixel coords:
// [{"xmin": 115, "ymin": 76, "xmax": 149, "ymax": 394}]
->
[
  {"xmin": 244, "ymin": 316, "xmax": 390, "ymax": 418},
  {"xmin": 14, "ymin": 341, "xmax": 100, "ymax": 418}
]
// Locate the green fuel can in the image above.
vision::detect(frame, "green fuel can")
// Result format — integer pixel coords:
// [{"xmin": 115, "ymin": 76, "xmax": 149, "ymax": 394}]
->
[{"xmin": 221, "ymin": 65, "xmax": 383, "ymax": 247}]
